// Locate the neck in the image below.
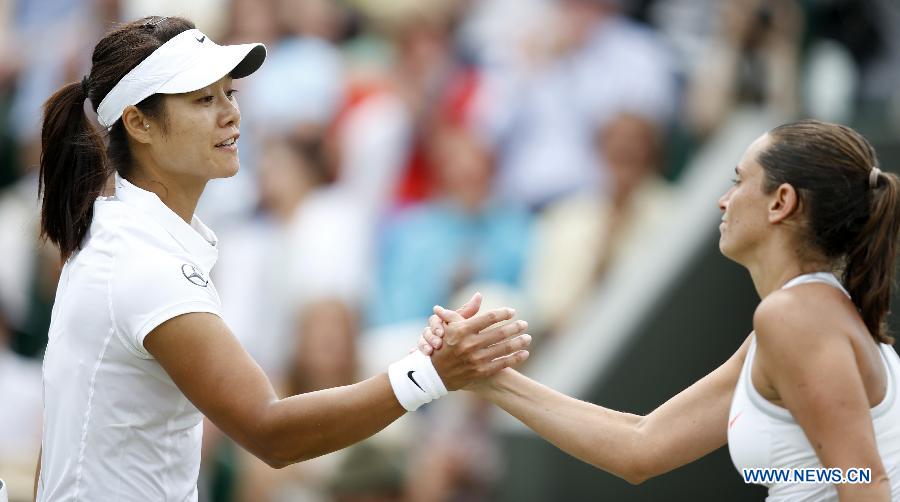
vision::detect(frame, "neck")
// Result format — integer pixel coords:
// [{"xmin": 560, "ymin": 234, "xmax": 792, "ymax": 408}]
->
[
  {"xmin": 128, "ymin": 164, "xmax": 206, "ymax": 224},
  {"xmin": 742, "ymin": 236, "xmax": 830, "ymax": 299}
]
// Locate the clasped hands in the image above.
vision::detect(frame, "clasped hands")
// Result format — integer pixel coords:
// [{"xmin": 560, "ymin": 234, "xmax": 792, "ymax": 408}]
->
[{"xmin": 415, "ymin": 292, "xmax": 531, "ymax": 390}]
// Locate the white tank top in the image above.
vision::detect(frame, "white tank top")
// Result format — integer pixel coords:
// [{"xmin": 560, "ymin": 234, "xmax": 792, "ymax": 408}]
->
[{"xmin": 727, "ymin": 272, "xmax": 900, "ymax": 501}]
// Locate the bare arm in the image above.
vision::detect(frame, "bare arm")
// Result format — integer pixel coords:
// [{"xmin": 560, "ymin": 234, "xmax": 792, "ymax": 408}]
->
[
  {"xmin": 478, "ymin": 336, "xmax": 750, "ymax": 484},
  {"xmin": 144, "ymin": 307, "xmax": 529, "ymax": 468},
  {"xmin": 754, "ymin": 287, "xmax": 891, "ymax": 501},
  {"xmin": 426, "ymin": 306, "xmax": 750, "ymax": 484}
]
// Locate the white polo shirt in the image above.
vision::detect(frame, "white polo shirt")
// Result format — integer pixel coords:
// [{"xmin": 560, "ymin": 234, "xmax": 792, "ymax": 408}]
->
[{"xmin": 38, "ymin": 176, "xmax": 222, "ymax": 501}]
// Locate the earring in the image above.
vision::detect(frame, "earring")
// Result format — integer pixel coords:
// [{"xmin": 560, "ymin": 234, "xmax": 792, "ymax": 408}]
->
[{"xmin": 144, "ymin": 123, "xmax": 150, "ymax": 129}]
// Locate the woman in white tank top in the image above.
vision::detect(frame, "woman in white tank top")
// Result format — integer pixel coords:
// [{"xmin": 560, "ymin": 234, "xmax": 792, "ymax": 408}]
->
[{"xmin": 420, "ymin": 119, "xmax": 900, "ymax": 500}]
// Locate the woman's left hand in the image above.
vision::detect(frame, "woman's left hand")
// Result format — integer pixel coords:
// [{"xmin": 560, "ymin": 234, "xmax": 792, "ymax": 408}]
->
[{"xmin": 415, "ymin": 293, "xmax": 480, "ymax": 355}]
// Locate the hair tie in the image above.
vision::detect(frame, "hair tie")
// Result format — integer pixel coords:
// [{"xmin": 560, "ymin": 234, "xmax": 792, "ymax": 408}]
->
[
  {"xmin": 80, "ymin": 75, "xmax": 90, "ymax": 99},
  {"xmin": 869, "ymin": 167, "xmax": 882, "ymax": 189}
]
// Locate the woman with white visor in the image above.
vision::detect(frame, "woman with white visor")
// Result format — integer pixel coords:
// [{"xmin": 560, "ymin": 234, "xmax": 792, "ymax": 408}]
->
[{"xmin": 35, "ymin": 16, "xmax": 532, "ymax": 501}]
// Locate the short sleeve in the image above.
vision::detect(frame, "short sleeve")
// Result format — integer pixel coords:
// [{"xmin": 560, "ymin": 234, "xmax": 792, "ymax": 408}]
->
[{"xmin": 111, "ymin": 253, "xmax": 221, "ymax": 359}]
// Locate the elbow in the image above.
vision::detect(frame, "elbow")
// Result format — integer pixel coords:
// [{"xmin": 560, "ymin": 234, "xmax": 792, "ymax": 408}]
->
[
  {"xmin": 253, "ymin": 431, "xmax": 307, "ymax": 469},
  {"xmin": 621, "ymin": 462, "xmax": 651, "ymax": 486},
  {"xmin": 619, "ymin": 420, "xmax": 653, "ymax": 485},
  {"xmin": 261, "ymin": 454, "xmax": 291, "ymax": 470},
  {"xmin": 255, "ymin": 438, "xmax": 302, "ymax": 469},
  {"xmin": 243, "ymin": 411, "xmax": 301, "ymax": 469},
  {"xmin": 253, "ymin": 428, "xmax": 322, "ymax": 469},
  {"xmin": 592, "ymin": 453, "xmax": 648, "ymax": 485},
  {"xmin": 623, "ymin": 473, "xmax": 648, "ymax": 486},
  {"xmin": 248, "ymin": 434, "xmax": 293, "ymax": 469}
]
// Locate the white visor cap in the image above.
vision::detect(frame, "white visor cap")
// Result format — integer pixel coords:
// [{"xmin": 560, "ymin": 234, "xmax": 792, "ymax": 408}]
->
[{"xmin": 96, "ymin": 28, "xmax": 266, "ymax": 128}]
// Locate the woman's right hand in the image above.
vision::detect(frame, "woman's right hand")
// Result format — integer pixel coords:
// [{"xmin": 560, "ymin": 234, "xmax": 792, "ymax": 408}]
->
[{"xmin": 428, "ymin": 306, "xmax": 531, "ymax": 391}]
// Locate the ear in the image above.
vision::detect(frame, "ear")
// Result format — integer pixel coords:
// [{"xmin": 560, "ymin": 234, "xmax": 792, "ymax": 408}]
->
[
  {"xmin": 768, "ymin": 182, "xmax": 800, "ymax": 224},
  {"xmin": 121, "ymin": 105, "xmax": 153, "ymax": 144}
]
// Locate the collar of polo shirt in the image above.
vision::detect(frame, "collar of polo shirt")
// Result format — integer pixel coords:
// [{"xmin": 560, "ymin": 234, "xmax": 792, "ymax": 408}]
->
[
  {"xmin": 114, "ymin": 174, "xmax": 219, "ymax": 272},
  {"xmin": 96, "ymin": 28, "xmax": 266, "ymax": 129}
]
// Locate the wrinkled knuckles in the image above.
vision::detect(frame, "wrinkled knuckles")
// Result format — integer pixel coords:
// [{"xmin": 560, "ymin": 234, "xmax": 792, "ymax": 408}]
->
[
  {"xmin": 444, "ymin": 329, "xmax": 461, "ymax": 346},
  {"xmin": 505, "ymin": 321, "xmax": 526, "ymax": 336}
]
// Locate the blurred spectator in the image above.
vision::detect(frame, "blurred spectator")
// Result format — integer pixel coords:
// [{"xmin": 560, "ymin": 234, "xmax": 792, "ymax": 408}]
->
[
  {"xmin": 524, "ymin": 111, "xmax": 674, "ymax": 334},
  {"xmin": 405, "ymin": 396, "xmax": 503, "ymax": 502},
  {"xmin": 215, "ymin": 131, "xmax": 370, "ymax": 501},
  {"xmin": 244, "ymin": 0, "xmax": 346, "ymax": 131},
  {"xmin": 0, "ymin": 173, "xmax": 61, "ymax": 358},
  {"xmin": 122, "ymin": 0, "xmax": 226, "ymax": 36},
  {"xmin": 684, "ymin": 0, "xmax": 803, "ymax": 137},
  {"xmin": 368, "ymin": 122, "xmax": 532, "ymax": 327},
  {"xmin": 0, "ymin": 176, "xmax": 37, "ymax": 339},
  {"xmin": 862, "ymin": 0, "xmax": 900, "ymax": 128},
  {"xmin": 0, "ymin": 0, "xmax": 20, "ymax": 190},
  {"xmin": 221, "ymin": 0, "xmax": 279, "ymax": 46},
  {"xmin": 196, "ymin": 0, "xmax": 347, "ymax": 227},
  {"xmin": 331, "ymin": 0, "xmax": 476, "ymax": 221},
  {"xmin": 215, "ymin": 130, "xmax": 368, "ymax": 384},
  {"xmin": 288, "ymin": 298, "xmax": 359, "ymax": 396},
  {"xmin": 326, "ymin": 442, "xmax": 405, "ymax": 502},
  {"xmin": 3, "ymin": 0, "xmax": 113, "ymax": 356},
  {"xmin": 474, "ymin": 0, "xmax": 678, "ymax": 209},
  {"xmin": 803, "ymin": 0, "xmax": 893, "ymax": 125},
  {"xmin": 0, "ymin": 307, "xmax": 43, "ymax": 502},
  {"xmin": 10, "ymin": 0, "xmax": 119, "ymax": 173}
]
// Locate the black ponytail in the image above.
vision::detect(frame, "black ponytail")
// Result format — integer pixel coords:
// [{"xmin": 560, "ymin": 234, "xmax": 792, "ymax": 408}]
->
[{"xmin": 39, "ymin": 80, "xmax": 108, "ymax": 262}]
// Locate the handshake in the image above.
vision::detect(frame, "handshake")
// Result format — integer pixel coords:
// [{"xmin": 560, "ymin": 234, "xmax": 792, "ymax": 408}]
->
[{"xmin": 388, "ymin": 292, "xmax": 531, "ymax": 411}]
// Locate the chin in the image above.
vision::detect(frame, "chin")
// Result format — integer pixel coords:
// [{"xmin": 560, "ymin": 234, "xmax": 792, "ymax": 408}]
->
[
  {"xmin": 719, "ymin": 240, "xmax": 749, "ymax": 267},
  {"xmin": 214, "ymin": 162, "xmax": 240, "ymax": 179},
  {"xmin": 718, "ymin": 236, "xmax": 735, "ymax": 260}
]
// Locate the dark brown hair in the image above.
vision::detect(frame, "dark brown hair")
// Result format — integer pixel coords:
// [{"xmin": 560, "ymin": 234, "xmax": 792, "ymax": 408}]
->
[
  {"xmin": 758, "ymin": 119, "xmax": 900, "ymax": 344},
  {"xmin": 39, "ymin": 16, "xmax": 195, "ymax": 261}
]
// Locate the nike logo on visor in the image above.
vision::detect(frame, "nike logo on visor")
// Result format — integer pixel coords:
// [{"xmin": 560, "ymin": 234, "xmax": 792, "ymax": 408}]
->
[
  {"xmin": 407, "ymin": 370, "xmax": 425, "ymax": 392},
  {"xmin": 195, "ymin": 35, "xmax": 206, "ymax": 43}
]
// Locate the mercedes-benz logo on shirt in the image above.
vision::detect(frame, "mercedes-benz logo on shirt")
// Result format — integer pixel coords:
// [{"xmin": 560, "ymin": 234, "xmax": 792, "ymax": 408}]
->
[{"xmin": 181, "ymin": 264, "xmax": 209, "ymax": 287}]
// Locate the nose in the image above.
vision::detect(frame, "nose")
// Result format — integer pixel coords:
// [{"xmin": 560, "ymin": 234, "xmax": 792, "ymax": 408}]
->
[
  {"xmin": 718, "ymin": 186, "xmax": 733, "ymax": 213},
  {"xmin": 219, "ymin": 92, "xmax": 240, "ymax": 129}
]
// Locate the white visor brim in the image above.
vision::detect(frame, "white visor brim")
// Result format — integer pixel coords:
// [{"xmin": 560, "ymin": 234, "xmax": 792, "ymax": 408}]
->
[{"xmin": 96, "ymin": 28, "xmax": 266, "ymax": 128}]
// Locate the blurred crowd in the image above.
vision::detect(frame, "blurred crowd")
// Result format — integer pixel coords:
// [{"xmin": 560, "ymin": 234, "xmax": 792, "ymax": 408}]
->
[{"xmin": 2, "ymin": 0, "xmax": 900, "ymax": 500}]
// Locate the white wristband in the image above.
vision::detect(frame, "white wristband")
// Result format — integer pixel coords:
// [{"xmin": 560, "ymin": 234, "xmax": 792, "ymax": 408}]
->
[{"xmin": 388, "ymin": 350, "xmax": 448, "ymax": 411}]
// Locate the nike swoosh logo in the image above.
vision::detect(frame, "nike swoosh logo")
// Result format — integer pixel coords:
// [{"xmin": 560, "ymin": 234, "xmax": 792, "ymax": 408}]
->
[
  {"xmin": 196, "ymin": 35, "xmax": 206, "ymax": 43},
  {"xmin": 407, "ymin": 370, "xmax": 425, "ymax": 392}
]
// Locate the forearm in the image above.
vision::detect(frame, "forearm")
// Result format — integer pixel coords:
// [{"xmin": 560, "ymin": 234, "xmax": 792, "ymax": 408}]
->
[
  {"xmin": 476, "ymin": 369, "xmax": 645, "ymax": 483},
  {"xmin": 257, "ymin": 373, "xmax": 405, "ymax": 467}
]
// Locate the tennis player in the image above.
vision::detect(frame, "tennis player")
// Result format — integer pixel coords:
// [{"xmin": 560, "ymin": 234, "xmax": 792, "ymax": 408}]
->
[
  {"xmin": 35, "ymin": 16, "xmax": 531, "ymax": 501},
  {"xmin": 423, "ymin": 120, "xmax": 900, "ymax": 500}
]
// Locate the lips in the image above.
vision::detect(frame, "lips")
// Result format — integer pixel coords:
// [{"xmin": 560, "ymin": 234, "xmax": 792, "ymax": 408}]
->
[{"xmin": 215, "ymin": 132, "xmax": 239, "ymax": 148}]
